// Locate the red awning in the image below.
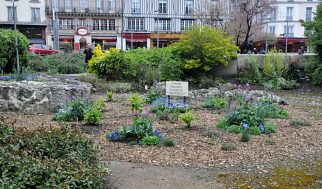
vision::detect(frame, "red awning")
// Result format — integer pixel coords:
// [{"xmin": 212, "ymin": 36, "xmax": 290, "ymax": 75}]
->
[
  {"xmin": 126, "ymin": 39, "xmax": 147, "ymax": 42},
  {"xmin": 277, "ymin": 37, "xmax": 307, "ymax": 43},
  {"xmin": 123, "ymin": 33, "xmax": 150, "ymax": 41},
  {"xmin": 51, "ymin": 35, "xmax": 74, "ymax": 39},
  {"xmin": 92, "ymin": 36, "xmax": 117, "ymax": 41}
]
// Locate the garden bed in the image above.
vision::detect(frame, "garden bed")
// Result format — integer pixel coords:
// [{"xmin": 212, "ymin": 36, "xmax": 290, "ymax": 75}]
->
[{"xmin": 1, "ymin": 92, "xmax": 321, "ymax": 168}]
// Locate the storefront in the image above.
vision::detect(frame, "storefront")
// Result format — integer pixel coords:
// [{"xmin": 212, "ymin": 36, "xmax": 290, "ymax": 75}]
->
[
  {"xmin": 0, "ymin": 24, "xmax": 46, "ymax": 44},
  {"xmin": 92, "ymin": 36, "xmax": 117, "ymax": 50},
  {"xmin": 276, "ymin": 37, "xmax": 308, "ymax": 53},
  {"xmin": 150, "ymin": 33, "xmax": 181, "ymax": 48},
  {"xmin": 123, "ymin": 33, "xmax": 150, "ymax": 50}
]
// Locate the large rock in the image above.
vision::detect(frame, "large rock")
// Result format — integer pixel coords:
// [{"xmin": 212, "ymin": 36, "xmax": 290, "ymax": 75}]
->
[{"xmin": 0, "ymin": 78, "xmax": 91, "ymax": 114}]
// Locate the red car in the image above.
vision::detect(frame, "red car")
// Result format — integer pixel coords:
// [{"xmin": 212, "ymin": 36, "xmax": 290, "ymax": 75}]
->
[{"xmin": 28, "ymin": 44, "xmax": 60, "ymax": 55}]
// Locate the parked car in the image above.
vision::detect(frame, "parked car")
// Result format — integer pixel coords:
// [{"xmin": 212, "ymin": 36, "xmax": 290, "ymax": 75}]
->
[{"xmin": 28, "ymin": 44, "xmax": 60, "ymax": 55}]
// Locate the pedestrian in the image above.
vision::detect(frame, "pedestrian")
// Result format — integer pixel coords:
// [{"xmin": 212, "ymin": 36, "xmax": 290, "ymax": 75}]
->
[
  {"xmin": 84, "ymin": 43, "xmax": 93, "ymax": 64},
  {"xmin": 298, "ymin": 46, "xmax": 304, "ymax": 55}
]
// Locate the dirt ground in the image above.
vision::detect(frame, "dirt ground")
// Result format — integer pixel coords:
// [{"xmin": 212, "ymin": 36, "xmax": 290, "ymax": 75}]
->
[{"xmin": 1, "ymin": 85, "xmax": 321, "ymax": 189}]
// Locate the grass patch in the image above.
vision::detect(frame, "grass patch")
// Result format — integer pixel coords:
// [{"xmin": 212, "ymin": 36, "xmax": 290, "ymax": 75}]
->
[
  {"xmin": 221, "ymin": 143, "xmax": 236, "ymax": 151},
  {"xmin": 290, "ymin": 119, "xmax": 311, "ymax": 127}
]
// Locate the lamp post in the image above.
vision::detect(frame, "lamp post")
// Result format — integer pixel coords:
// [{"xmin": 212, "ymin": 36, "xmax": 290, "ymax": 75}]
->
[
  {"xmin": 121, "ymin": 0, "xmax": 124, "ymax": 51},
  {"xmin": 285, "ymin": 20, "xmax": 289, "ymax": 55},
  {"xmin": 265, "ymin": 18, "xmax": 270, "ymax": 53},
  {"xmin": 12, "ymin": 0, "xmax": 20, "ymax": 75},
  {"xmin": 154, "ymin": 10, "xmax": 159, "ymax": 48}
]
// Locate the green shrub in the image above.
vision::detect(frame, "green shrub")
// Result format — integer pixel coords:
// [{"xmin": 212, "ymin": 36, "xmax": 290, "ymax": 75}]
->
[
  {"xmin": 264, "ymin": 77, "xmax": 299, "ymax": 90},
  {"xmin": 161, "ymin": 137, "xmax": 176, "ymax": 147},
  {"xmin": 0, "ymin": 29, "xmax": 29, "ymax": 73},
  {"xmin": 62, "ymin": 43, "xmax": 73, "ymax": 53},
  {"xmin": 248, "ymin": 127, "xmax": 261, "ymax": 135},
  {"xmin": 28, "ymin": 52, "xmax": 85, "ymax": 74},
  {"xmin": 238, "ymin": 55, "xmax": 261, "ymax": 84},
  {"xmin": 290, "ymin": 119, "xmax": 311, "ymax": 127},
  {"xmin": 57, "ymin": 63, "xmax": 85, "ymax": 74},
  {"xmin": 304, "ymin": 57, "xmax": 322, "ymax": 85},
  {"xmin": 202, "ymin": 96, "xmax": 227, "ymax": 109},
  {"xmin": 84, "ymin": 108, "xmax": 103, "ymax": 125},
  {"xmin": 221, "ymin": 143, "xmax": 236, "ymax": 151},
  {"xmin": 263, "ymin": 48, "xmax": 286, "ymax": 78},
  {"xmin": 179, "ymin": 111, "xmax": 199, "ymax": 128},
  {"xmin": 106, "ymin": 91, "xmax": 113, "ymax": 101},
  {"xmin": 0, "ymin": 124, "xmax": 108, "ymax": 188},
  {"xmin": 145, "ymin": 88, "xmax": 163, "ymax": 104},
  {"xmin": 94, "ymin": 97, "xmax": 106, "ymax": 111},
  {"xmin": 141, "ymin": 136, "xmax": 161, "ymax": 146},
  {"xmin": 264, "ymin": 123, "xmax": 277, "ymax": 133},
  {"xmin": 130, "ymin": 93, "xmax": 145, "ymax": 114},
  {"xmin": 240, "ymin": 130, "xmax": 251, "ymax": 142},
  {"xmin": 227, "ymin": 125, "xmax": 241, "ymax": 133}
]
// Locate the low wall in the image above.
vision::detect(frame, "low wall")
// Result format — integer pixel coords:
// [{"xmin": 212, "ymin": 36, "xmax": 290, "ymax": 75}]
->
[
  {"xmin": 213, "ymin": 54, "xmax": 315, "ymax": 78},
  {"xmin": 0, "ymin": 77, "xmax": 92, "ymax": 114}
]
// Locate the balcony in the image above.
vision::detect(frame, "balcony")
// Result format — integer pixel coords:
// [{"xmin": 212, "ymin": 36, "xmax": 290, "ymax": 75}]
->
[
  {"xmin": 284, "ymin": 33, "xmax": 294, "ymax": 37},
  {"xmin": 45, "ymin": 0, "xmax": 120, "ymax": 16},
  {"xmin": 286, "ymin": 16, "xmax": 293, "ymax": 21}
]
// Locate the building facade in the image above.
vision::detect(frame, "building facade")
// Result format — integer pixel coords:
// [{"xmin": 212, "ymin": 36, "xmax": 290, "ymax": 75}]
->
[
  {"xmin": 45, "ymin": 0, "xmax": 122, "ymax": 51},
  {"xmin": 0, "ymin": 0, "xmax": 47, "ymax": 44},
  {"xmin": 45, "ymin": 0, "xmax": 219, "ymax": 51},
  {"xmin": 121, "ymin": 0, "xmax": 219, "ymax": 50},
  {"xmin": 267, "ymin": 0, "xmax": 322, "ymax": 52}
]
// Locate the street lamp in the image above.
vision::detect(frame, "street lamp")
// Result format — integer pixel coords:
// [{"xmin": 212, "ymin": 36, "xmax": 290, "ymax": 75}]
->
[
  {"xmin": 121, "ymin": 0, "xmax": 124, "ymax": 51},
  {"xmin": 12, "ymin": 0, "xmax": 20, "ymax": 76},
  {"xmin": 154, "ymin": 10, "xmax": 159, "ymax": 48},
  {"xmin": 285, "ymin": 19, "xmax": 289, "ymax": 55},
  {"xmin": 265, "ymin": 18, "xmax": 270, "ymax": 54}
]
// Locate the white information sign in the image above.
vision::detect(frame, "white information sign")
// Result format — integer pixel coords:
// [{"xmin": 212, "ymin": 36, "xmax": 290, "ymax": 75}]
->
[{"xmin": 166, "ymin": 81, "xmax": 189, "ymax": 97}]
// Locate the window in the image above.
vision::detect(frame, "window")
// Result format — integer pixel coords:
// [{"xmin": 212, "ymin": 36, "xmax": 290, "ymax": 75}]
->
[
  {"xmin": 109, "ymin": 0, "xmax": 115, "ymax": 13},
  {"xmin": 128, "ymin": 18, "xmax": 144, "ymax": 30},
  {"xmin": 7, "ymin": 6, "xmax": 17, "ymax": 21},
  {"xmin": 79, "ymin": 19, "xmax": 86, "ymax": 26},
  {"xmin": 101, "ymin": 20, "xmax": 107, "ymax": 30},
  {"xmin": 181, "ymin": 19, "xmax": 194, "ymax": 30},
  {"xmin": 269, "ymin": 26, "xmax": 275, "ymax": 35},
  {"xmin": 131, "ymin": 0, "xmax": 141, "ymax": 13},
  {"xmin": 284, "ymin": 25, "xmax": 294, "ymax": 37},
  {"xmin": 270, "ymin": 9, "xmax": 276, "ymax": 21},
  {"xmin": 31, "ymin": 8, "xmax": 40, "ymax": 22},
  {"xmin": 65, "ymin": 0, "xmax": 72, "ymax": 10},
  {"xmin": 158, "ymin": 0, "xmax": 167, "ymax": 14},
  {"xmin": 306, "ymin": 7, "xmax": 312, "ymax": 21},
  {"xmin": 52, "ymin": 0, "xmax": 59, "ymax": 10},
  {"xmin": 97, "ymin": 0, "xmax": 103, "ymax": 12},
  {"xmin": 286, "ymin": 7, "xmax": 293, "ymax": 21},
  {"xmin": 59, "ymin": 19, "xmax": 74, "ymax": 29},
  {"xmin": 109, "ymin": 19, "xmax": 115, "ymax": 30},
  {"xmin": 93, "ymin": 19, "xmax": 100, "ymax": 30},
  {"xmin": 80, "ymin": 0, "xmax": 88, "ymax": 10},
  {"xmin": 156, "ymin": 19, "xmax": 171, "ymax": 31},
  {"xmin": 185, "ymin": 0, "xmax": 193, "ymax": 15}
]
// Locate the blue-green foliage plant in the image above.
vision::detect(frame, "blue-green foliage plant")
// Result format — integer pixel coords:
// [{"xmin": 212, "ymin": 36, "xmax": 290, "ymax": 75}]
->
[
  {"xmin": 217, "ymin": 84, "xmax": 287, "ymax": 135},
  {"xmin": 107, "ymin": 117, "xmax": 164, "ymax": 145},
  {"xmin": 53, "ymin": 98, "xmax": 104, "ymax": 125}
]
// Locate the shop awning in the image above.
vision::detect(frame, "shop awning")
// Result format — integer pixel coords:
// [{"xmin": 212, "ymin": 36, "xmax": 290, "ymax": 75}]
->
[
  {"xmin": 51, "ymin": 35, "xmax": 74, "ymax": 39},
  {"xmin": 92, "ymin": 36, "xmax": 117, "ymax": 41},
  {"xmin": 277, "ymin": 37, "xmax": 307, "ymax": 43}
]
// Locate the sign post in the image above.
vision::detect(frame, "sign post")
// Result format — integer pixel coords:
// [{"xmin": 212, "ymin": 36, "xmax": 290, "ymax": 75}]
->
[{"xmin": 166, "ymin": 81, "xmax": 189, "ymax": 105}]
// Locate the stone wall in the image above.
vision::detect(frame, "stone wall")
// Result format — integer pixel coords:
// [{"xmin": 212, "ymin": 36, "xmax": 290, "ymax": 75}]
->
[
  {"xmin": 0, "ymin": 77, "xmax": 92, "ymax": 114},
  {"xmin": 213, "ymin": 54, "xmax": 315, "ymax": 78}
]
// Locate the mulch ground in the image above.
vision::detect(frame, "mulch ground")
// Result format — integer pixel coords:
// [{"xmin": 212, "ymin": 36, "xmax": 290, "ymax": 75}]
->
[{"xmin": 2, "ymin": 94, "xmax": 321, "ymax": 168}]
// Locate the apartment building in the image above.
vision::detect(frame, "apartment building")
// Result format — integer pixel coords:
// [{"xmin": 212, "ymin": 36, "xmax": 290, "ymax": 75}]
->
[
  {"xmin": 45, "ymin": 0, "xmax": 122, "ymax": 50},
  {"xmin": 267, "ymin": 0, "xmax": 321, "ymax": 52},
  {"xmin": 122, "ymin": 0, "xmax": 219, "ymax": 49},
  {"xmin": 0, "ymin": 0, "xmax": 47, "ymax": 44}
]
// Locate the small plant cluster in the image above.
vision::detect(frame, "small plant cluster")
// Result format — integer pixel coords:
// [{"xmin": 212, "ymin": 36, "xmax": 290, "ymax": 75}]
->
[
  {"xmin": 0, "ymin": 123, "xmax": 109, "ymax": 188},
  {"xmin": 238, "ymin": 55, "xmax": 261, "ymax": 84},
  {"xmin": 0, "ymin": 73, "xmax": 43, "ymax": 81},
  {"xmin": 202, "ymin": 96, "xmax": 227, "ymax": 109},
  {"xmin": 290, "ymin": 119, "xmax": 311, "ymax": 128},
  {"xmin": 179, "ymin": 110, "xmax": 199, "ymax": 128},
  {"xmin": 217, "ymin": 84, "xmax": 287, "ymax": 137},
  {"xmin": 151, "ymin": 97, "xmax": 191, "ymax": 122},
  {"xmin": 53, "ymin": 98, "xmax": 104, "ymax": 125},
  {"xmin": 262, "ymin": 49, "xmax": 299, "ymax": 90},
  {"xmin": 107, "ymin": 116, "xmax": 174, "ymax": 146}
]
